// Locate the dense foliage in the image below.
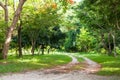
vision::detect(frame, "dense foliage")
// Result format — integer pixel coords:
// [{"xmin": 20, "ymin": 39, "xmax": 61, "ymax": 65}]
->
[{"xmin": 0, "ymin": 0, "xmax": 120, "ymax": 58}]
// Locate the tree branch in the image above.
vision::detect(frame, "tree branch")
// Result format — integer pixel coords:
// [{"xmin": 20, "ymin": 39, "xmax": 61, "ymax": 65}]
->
[{"xmin": 0, "ymin": 2, "xmax": 5, "ymax": 10}]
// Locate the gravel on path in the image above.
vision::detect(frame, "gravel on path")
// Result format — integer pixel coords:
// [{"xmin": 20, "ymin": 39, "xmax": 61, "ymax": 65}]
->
[
  {"xmin": 0, "ymin": 54, "xmax": 119, "ymax": 80},
  {"xmin": 78, "ymin": 55, "xmax": 101, "ymax": 73},
  {"xmin": 0, "ymin": 70, "xmax": 119, "ymax": 80}
]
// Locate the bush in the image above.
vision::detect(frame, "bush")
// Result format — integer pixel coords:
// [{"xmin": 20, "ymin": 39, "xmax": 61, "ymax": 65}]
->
[
  {"xmin": 100, "ymin": 48, "xmax": 107, "ymax": 54},
  {"xmin": 116, "ymin": 47, "xmax": 120, "ymax": 55}
]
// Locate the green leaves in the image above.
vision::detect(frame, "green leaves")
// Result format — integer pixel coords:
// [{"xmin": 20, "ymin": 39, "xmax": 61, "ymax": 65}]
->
[
  {"xmin": 76, "ymin": 27, "xmax": 96, "ymax": 52},
  {"xmin": 0, "ymin": 21, "xmax": 6, "ymax": 46}
]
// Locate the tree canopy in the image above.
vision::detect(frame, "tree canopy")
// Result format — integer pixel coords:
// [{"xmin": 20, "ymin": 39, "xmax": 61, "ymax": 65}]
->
[{"xmin": 0, "ymin": 0, "xmax": 120, "ymax": 59}]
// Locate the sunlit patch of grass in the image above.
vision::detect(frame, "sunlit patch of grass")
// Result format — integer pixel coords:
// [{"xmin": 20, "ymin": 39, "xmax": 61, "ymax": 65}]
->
[
  {"xmin": 77, "ymin": 57, "xmax": 84, "ymax": 62},
  {"xmin": 0, "ymin": 54, "xmax": 72, "ymax": 74},
  {"xmin": 98, "ymin": 67, "xmax": 120, "ymax": 75},
  {"xmin": 81, "ymin": 53, "xmax": 120, "ymax": 76},
  {"xmin": 102, "ymin": 67, "xmax": 120, "ymax": 72}
]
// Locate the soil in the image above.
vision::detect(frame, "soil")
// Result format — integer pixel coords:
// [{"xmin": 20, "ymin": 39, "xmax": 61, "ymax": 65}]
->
[{"xmin": 0, "ymin": 54, "xmax": 119, "ymax": 80}]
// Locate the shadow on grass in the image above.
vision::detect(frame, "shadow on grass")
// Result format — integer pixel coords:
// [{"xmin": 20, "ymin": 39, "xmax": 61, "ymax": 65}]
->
[
  {"xmin": 0, "ymin": 54, "xmax": 72, "ymax": 74},
  {"xmin": 79, "ymin": 53, "xmax": 120, "ymax": 76}
]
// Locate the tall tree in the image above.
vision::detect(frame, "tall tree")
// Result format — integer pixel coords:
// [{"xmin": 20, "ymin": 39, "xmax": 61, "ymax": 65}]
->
[{"xmin": 2, "ymin": 0, "xmax": 26, "ymax": 59}]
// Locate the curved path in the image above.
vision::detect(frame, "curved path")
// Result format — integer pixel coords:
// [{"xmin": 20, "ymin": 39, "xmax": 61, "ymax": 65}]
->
[
  {"xmin": 77, "ymin": 55, "xmax": 101, "ymax": 73},
  {"xmin": 42, "ymin": 54, "xmax": 79, "ymax": 74},
  {"xmin": 0, "ymin": 54, "xmax": 119, "ymax": 80}
]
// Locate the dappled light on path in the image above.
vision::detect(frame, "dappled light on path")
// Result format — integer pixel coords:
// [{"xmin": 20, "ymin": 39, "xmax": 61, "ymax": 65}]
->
[
  {"xmin": 82, "ymin": 57, "xmax": 101, "ymax": 73},
  {"xmin": 0, "ymin": 54, "xmax": 119, "ymax": 80},
  {"xmin": 43, "ymin": 54, "xmax": 80, "ymax": 74}
]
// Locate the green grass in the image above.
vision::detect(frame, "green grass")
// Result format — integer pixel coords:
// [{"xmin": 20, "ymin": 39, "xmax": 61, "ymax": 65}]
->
[
  {"xmin": 71, "ymin": 53, "xmax": 84, "ymax": 62},
  {"xmin": 69, "ymin": 53, "xmax": 86, "ymax": 70},
  {"xmin": 0, "ymin": 54, "xmax": 71, "ymax": 74},
  {"xmin": 77, "ymin": 58, "xmax": 84, "ymax": 62},
  {"xmin": 81, "ymin": 53, "xmax": 120, "ymax": 76}
]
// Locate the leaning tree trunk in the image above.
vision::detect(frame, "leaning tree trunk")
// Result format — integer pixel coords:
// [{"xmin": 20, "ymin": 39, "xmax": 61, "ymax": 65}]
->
[{"xmin": 2, "ymin": 0, "xmax": 26, "ymax": 59}]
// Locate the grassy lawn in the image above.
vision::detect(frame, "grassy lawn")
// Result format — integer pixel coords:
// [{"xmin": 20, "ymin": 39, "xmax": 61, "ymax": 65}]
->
[
  {"xmin": 80, "ymin": 53, "xmax": 120, "ymax": 76},
  {"xmin": 0, "ymin": 54, "xmax": 71, "ymax": 74}
]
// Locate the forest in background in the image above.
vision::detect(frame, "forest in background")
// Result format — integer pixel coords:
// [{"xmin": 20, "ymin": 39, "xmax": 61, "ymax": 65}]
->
[{"xmin": 0, "ymin": 0, "xmax": 120, "ymax": 59}]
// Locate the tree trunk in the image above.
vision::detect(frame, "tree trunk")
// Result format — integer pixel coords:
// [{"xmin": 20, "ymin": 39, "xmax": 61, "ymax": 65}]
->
[
  {"xmin": 2, "ymin": 0, "xmax": 26, "ymax": 59},
  {"xmin": 41, "ymin": 44, "xmax": 45, "ymax": 55},
  {"xmin": 42, "ymin": 48, "xmax": 44, "ymax": 55},
  {"xmin": 111, "ymin": 32, "xmax": 117, "ymax": 57},
  {"xmin": 13, "ymin": 0, "xmax": 17, "ymax": 12},
  {"xmin": 101, "ymin": 33, "xmax": 107, "ymax": 49},
  {"xmin": 31, "ymin": 40, "xmax": 35, "ymax": 55},
  {"xmin": 107, "ymin": 32, "xmax": 112, "ymax": 55},
  {"xmin": 38, "ymin": 45, "xmax": 41, "ymax": 55},
  {"xmin": 47, "ymin": 48, "xmax": 50, "ymax": 54},
  {"xmin": 0, "ymin": 1, "xmax": 8, "ymax": 58},
  {"xmin": 0, "ymin": 1, "xmax": 8, "ymax": 24},
  {"xmin": 5, "ymin": 0, "xmax": 8, "ymax": 24},
  {"xmin": 18, "ymin": 20, "xmax": 22, "ymax": 57}
]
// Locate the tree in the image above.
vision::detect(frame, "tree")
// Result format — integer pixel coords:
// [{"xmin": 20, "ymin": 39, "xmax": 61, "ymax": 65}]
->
[
  {"xmin": 76, "ymin": 27, "xmax": 96, "ymax": 52},
  {"xmin": 0, "ymin": 0, "xmax": 8, "ymax": 24},
  {"xmin": 0, "ymin": 0, "xmax": 8, "ymax": 55},
  {"xmin": 0, "ymin": 21, "xmax": 6, "ymax": 56},
  {"xmin": 0, "ymin": 0, "xmax": 72, "ymax": 59},
  {"xmin": 21, "ymin": 1, "xmax": 61, "ymax": 55},
  {"xmin": 2, "ymin": 0, "xmax": 26, "ymax": 59},
  {"xmin": 76, "ymin": 0, "xmax": 120, "ymax": 56}
]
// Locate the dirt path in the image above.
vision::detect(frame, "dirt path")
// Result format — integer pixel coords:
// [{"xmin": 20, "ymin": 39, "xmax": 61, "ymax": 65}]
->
[
  {"xmin": 78, "ymin": 56, "xmax": 101, "ymax": 73},
  {"xmin": 42, "ymin": 54, "xmax": 79, "ymax": 74},
  {"xmin": 0, "ymin": 54, "xmax": 119, "ymax": 80}
]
